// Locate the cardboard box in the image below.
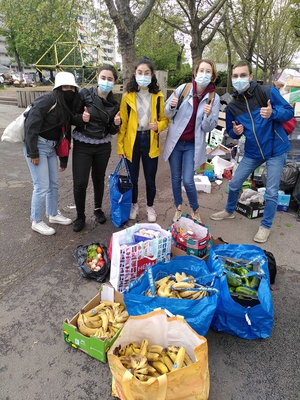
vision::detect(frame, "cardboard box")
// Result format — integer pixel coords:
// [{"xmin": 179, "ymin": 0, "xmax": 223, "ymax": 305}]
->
[
  {"xmin": 63, "ymin": 284, "xmax": 124, "ymax": 362},
  {"xmin": 235, "ymin": 201, "xmax": 265, "ymax": 219},
  {"xmin": 171, "ymin": 236, "xmax": 227, "ymax": 260}
]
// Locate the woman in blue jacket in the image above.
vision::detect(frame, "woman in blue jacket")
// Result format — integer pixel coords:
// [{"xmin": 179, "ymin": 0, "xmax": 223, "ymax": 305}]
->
[{"xmin": 163, "ymin": 59, "xmax": 220, "ymax": 223}]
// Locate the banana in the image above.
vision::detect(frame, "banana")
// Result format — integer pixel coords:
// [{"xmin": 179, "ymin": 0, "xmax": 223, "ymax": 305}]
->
[
  {"xmin": 77, "ymin": 313, "xmax": 99, "ymax": 337},
  {"xmin": 147, "ymin": 365, "xmax": 158, "ymax": 375},
  {"xmin": 151, "ymin": 360, "xmax": 169, "ymax": 375},
  {"xmin": 101, "ymin": 300, "xmax": 121, "ymax": 307},
  {"xmin": 115, "ymin": 310, "xmax": 129, "ymax": 323},
  {"xmin": 131, "ymin": 354, "xmax": 148, "ymax": 369},
  {"xmin": 82, "ymin": 313, "xmax": 103, "ymax": 329},
  {"xmin": 183, "ymin": 351, "xmax": 193, "ymax": 366},
  {"xmin": 171, "ymin": 346, "xmax": 185, "ymax": 371},
  {"xmin": 166, "ymin": 351, "xmax": 177, "ymax": 363},
  {"xmin": 124, "ymin": 345, "xmax": 134, "ymax": 356},
  {"xmin": 163, "ymin": 280, "xmax": 176, "ymax": 297},
  {"xmin": 105, "ymin": 307, "xmax": 115, "ymax": 323},
  {"xmin": 178, "ymin": 290, "xmax": 197, "ymax": 298},
  {"xmin": 157, "ymin": 282, "xmax": 170, "ymax": 298},
  {"xmin": 146, "ymin": 351, "xmax": 161, "ymax": 361},
  {"xmin": 135, "ymin": 366, "xmax": 149, "ymax": 375},
  {"xmin": 101, "ymin": 312, "xmax": 109, "ymax": 332},
  {"xmin": 172, "ymin": 281, "xmax": 195, "ymax": 289},
  {"xmin": 175, "ymin": 272, "xmax": 187, "ymax": 282},
  {"xmin": 155, "ymin": 275, "xmax": 171, "ymax": 287},
  {"xmin": 162, "ymin": 354, "xmax": 174, "ymax": 372},
  {"xmin": 139, "ymin": 339, "xmax": 149, "ymax": 356},
  {"xmin": 112, "ymin": 322, "xmax": 126, "ymax": 330},
  {"xmin": 148, "ymin": 345, "xmax": 164, "ymax": 354},
  {"xmin": 94, "ymin": 327, "xmax": 106, "ymax": 338},
  {"xmin": 167, "ymin": 345, "xmax": 179, "ymax": 355}
]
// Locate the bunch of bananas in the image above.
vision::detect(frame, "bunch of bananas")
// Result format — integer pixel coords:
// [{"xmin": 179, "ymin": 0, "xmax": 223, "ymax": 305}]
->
[
  {"xmin": 113, "ymin": 339, "xmax": 193, "ymax": 382},
  {"xmin": 77, "ymin": 300, "xmax": 128, "ymax": 339},
  {"xmin": 144, "ymin": 272, "xmax": 209, "ymax": 300}
]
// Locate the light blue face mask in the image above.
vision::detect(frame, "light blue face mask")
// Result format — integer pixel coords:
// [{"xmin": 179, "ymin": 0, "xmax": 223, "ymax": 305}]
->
[
  {"xmin": 195, "ymin": 72, "xmax": 212, "ymax": 87},
  {"xmin": 98, "ymin": 79, "xmax": 114, "ymax": 93},
  {"xmin": 135, "ymin": 75, "xmax": 152, "ymax": 88},
  {"xmin": 232, "ymin": 78, "xmax": 249, "ymax": 93}
]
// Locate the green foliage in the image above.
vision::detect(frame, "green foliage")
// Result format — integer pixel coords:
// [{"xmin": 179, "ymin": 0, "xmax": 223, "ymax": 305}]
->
[
  {"xmin": 135, "ymin": 12, "xmax": 184, "ymax": 71},
  {"xmin": 216, "ymin": 71, "xmax": 228, "ymax": 87},
  {"xmin": 167, "ymin": 69, "xmax": 193, "ymax": 87}
]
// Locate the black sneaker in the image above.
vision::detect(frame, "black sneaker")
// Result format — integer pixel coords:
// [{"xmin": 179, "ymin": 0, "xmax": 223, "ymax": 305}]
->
[
  {"xmin": 73, "ymin": 218, "xmax": 85, "ymax": 232},
  {"xmin": 94, "ymin": 209, "xmax": 106, "ymax": 224}
]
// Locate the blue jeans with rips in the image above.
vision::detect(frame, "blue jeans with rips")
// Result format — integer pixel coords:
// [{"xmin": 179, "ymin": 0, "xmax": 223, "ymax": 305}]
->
[
  {"xmin": 226, "ymin": 153, "xmax": 287, "ymax": 229},
  {"xmin": 24, "ymin": 136, "xmax": 59, "ymax": 221},
  {"xmin": 168, "ymin": 140, "xmax": 199, "ymax": 211}
]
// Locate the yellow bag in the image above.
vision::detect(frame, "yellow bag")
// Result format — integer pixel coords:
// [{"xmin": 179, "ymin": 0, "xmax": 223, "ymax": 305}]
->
[{"xmin": 108, "ymin": 309, "xmax": 210, "ymax": 400}]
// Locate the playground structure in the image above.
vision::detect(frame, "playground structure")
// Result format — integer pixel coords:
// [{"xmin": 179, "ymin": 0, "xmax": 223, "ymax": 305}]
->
[{"xmin": 34, "ymin": 22, "xmax": 118, "ymax": 87}]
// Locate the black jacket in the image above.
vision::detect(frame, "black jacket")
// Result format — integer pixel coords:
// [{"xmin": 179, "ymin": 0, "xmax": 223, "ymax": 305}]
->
[
  {"xmin": 74, "ymin": 86, "xmax": 120, "ymax": 139},
  {"xmin": 24, "ymin": 92, "xmax": 72, "ymax": 168}
]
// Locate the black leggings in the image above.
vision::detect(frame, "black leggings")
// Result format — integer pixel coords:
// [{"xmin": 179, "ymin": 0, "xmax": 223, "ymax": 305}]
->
[{"xmin": 72, "ymin": 140, "xmax": 111, "ymax": 219}]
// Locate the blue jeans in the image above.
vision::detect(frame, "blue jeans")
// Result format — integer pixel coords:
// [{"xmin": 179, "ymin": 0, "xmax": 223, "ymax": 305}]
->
[
  {"xmin": 24, "ymin": 137, "xmax": 59, "ymax": 221},
  {"xmin": 168, "ymin": 140, "xmax": 198, "ymax": 211},
  {"xmin": 227, "ymin": 153, "xmax": 287, "ymax": 229},
  {"xmin": 127, "ymin": 132, "xmax": 158, "ymax": 207}
]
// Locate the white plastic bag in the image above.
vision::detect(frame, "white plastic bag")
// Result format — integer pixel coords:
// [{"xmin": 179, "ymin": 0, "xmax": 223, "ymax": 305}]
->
[{"xmin": 1, "ymin": 108, "xmax": 29, "ymax": 143}]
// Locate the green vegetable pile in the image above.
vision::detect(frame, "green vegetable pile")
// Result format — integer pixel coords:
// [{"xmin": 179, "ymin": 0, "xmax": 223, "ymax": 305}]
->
[
  {"xmin": 224, "ymin": 260, "xmax": 260, "ymax": 297},
  {"xmin": 86, "ymin": 244, "xmax": 99, "ymax": 261}
]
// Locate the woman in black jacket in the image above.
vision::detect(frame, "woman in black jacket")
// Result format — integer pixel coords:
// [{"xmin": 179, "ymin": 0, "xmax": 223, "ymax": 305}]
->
[
  {"xmin": 24, "ymin": 71, "xmax": 87, "ymax": 236},
  {"xmin": 72, "ymin": 65, "xmax": 121, "ymax": 232}
]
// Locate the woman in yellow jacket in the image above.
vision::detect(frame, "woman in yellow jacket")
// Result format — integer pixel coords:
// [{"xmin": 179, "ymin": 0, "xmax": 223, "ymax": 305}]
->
[{"xmin": 117, "ymin": 57, "xmax": 169, "ymax": 222}]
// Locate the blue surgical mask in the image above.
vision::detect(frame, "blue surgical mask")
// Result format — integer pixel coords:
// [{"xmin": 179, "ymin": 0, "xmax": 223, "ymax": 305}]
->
[
  {"xmin": 135, "ymin": 76, "xmax": 152, "ymax": 88},
  {"xmin": 195, "ymin": 72, "xmax": 212, "ymax": 87},
  {"xmin": 98, "ymin": 79, "xmax": 114, "ymax": 93},
  {"xmin": 232, "ymin": 78, "xmax": 249, "ymax": 93}
]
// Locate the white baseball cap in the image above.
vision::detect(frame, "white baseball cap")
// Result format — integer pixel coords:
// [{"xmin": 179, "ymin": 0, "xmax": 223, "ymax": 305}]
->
[{"xmin": 53, "ymin": 71, "xmax": 78, "ymax": 90}]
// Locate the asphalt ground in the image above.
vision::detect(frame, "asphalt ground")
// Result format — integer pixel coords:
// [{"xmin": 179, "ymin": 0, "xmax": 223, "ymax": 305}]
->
[{"xmin": 0, "ymin": 100, "xmax": 300, "ymax": 400}]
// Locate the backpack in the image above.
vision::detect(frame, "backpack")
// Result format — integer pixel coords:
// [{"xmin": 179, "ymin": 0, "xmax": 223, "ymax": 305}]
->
[
  {"xmin": 173, "ymin": 82, "xmax": 215, "ymax": 121},
  {"xmin": 254, "ymin": 84, "xmax": 297, "ymax": 135},
  {"xmin": 263, "ymin": 250, "xmax": 277, "ymax": 284}
]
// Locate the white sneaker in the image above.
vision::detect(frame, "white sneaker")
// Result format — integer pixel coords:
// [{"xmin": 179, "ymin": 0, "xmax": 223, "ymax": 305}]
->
[
  {"xmin": 210, "ymin": 210, "xmax": 235, "ymax": 221},
  {"xmin": 129, "ymin": 204, "xmax": 139, "ymax": 220},
  {"xmin": 254, "ymin": 226, "xmax": 270, "ymax": 243},
  {"xmin": 32, "ymin": 221, "xmax": 55, "ymax": 236},
  {"xmin": 147, "ymin": 206, "xmax": 157, "ymax": 222},
  {"xmin": 49, "ymin": 213, "xmax": 72, "ymax": 225}
]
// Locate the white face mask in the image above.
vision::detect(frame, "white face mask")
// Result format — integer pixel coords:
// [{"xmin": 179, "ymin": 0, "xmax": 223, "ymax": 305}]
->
[
  {"xmin": 232, "ymin": 77, "xmax": 250, "ymax": 93},
  {"xmin": 195, "ymin": 72, "xmax": 212, "ymax": 87},
  {"xmin": 135, "ymin": 76, "xmax": 152, "ymax": 88}
]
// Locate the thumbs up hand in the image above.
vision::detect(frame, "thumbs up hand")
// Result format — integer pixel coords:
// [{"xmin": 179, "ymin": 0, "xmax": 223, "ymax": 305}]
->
[
  {"xmin": 260, "ymin": 99, "xmax": 272, "ymax": 119},
  {"xmin": 149, "ymin": 117, "xmax": 158, "ymax": 132},
  {"xmin": 170, "ymin": 90, "xmax": 179, "ymax": 108},
  {"xmin": 114, "ymin": 111, "xmax": 121, "ymax": 126},
  {"xmin": 232, "ymin": 120, "xmax": 244, "ymax": 136},
  {"xmin": 82, "ymin": 106, "xmax": 90, "ymax": 123}
]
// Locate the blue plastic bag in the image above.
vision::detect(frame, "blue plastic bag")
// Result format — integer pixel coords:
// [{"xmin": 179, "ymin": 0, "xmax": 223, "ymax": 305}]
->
[
  {"xmin": 123, "ymin": 255, "xmax": 219, "ymax": 336},
  {"xmin": 109, "ymin": 158, "xmax": 133, "ymax": 228},
  {"xmin": 207, "ymin": 244, "xmax": 274, "ymax": 339}
]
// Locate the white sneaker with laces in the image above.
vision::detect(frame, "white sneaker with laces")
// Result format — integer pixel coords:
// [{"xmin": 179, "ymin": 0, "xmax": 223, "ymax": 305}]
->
[
  {"xmin": 129, "ymin": 204, "xmax": 139, "ymax": 220},
  {"xmin": 147, "ymin": 206, "xmax": 157, "ymax": 222},
  {"xmin": 32, "ymin": 221, "xmax": 55, "ymax": 235},
  {"xmin": 49, "ymin": 212, "xmax": 72, "ymax": 225}
]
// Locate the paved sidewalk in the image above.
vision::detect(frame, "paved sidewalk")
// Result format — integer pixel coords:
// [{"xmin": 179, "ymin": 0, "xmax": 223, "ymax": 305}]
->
[{"xmin": 0, "ymin": 100, "xmax": 299, "ymax": 400}]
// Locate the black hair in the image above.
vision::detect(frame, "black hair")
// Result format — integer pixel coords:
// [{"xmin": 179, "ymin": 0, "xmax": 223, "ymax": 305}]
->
[
  {"xmin": 126, "ymin": 56, "xmax": 160, "ymax": 94},
  {"xmin": 98, "ymin": 65, "xmax": 118, "ymax": 81},
  {"xmin": 53, "ymin": 86, "xmax": 80, "ymax": 124}
]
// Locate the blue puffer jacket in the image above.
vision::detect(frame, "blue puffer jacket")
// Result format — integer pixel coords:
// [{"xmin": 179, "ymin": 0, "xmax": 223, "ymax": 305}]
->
[{"xmin": 226, "ymin": 81, "xmax": 294, "ymax": 160}]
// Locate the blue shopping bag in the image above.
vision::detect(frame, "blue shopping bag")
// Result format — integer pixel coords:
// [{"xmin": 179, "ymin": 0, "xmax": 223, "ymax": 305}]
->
[
  {"xmin": 109, "ymin": 159, "xmax": 133, "ymax": 228},
  {"xmin": 207, "ymin": 244, "xmax": 273, "ymax": 339},
  {"xmin": 123, "ymin": 255, "xmax": 219, "ymax": 336}
]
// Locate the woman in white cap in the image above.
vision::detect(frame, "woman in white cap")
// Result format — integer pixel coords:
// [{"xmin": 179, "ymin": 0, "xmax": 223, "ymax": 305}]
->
[{"xmin": 24, "ymin": 71, "xmax": 89, "ymax": 235}]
